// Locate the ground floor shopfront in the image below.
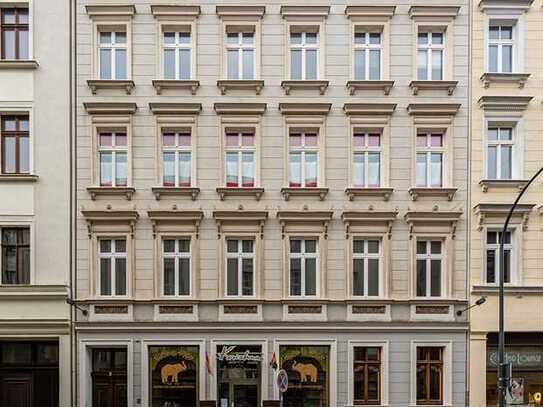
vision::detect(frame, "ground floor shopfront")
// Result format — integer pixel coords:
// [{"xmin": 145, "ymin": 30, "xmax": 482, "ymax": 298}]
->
[{"xmin": 76, "ymin": 327, "xmax": 467, "ymax": 407}]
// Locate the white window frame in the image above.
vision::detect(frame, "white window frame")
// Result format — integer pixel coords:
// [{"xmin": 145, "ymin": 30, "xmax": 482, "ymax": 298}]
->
[
  {"xmin": 288, "ymin": 238, "xmax": 319, "ymax": 298},
  {"xmin": 161, "ymin": 29, "xmax": 193, "ymax": 80},
  {"xmin": 352, "ymin": 30, "xmax": 382, "ymax": 81},
  {"xmin": 484, "ymin": 12, "xmax": 525, "ymax": 74},
  {"xmin": 97, "ymin": 237, "xmax": 128, "ymax": 298},
  {"xmin": 224, "ymin": 130, "xmax": 256, "ymax": 188},
  {"xmin": 225, "ymin": 29, "xmax": 256, "ymax": 80},
  {"xmin": 288, "ymin": 130, "xmax": 320, "ymax": 188},
  {"xmin": 488, "ymin": 23, "xmax": 514, "ymax": 73},
  {"xmin": 348, "ymin": 341, "xmax": 389, "ymax": 406},
  {"xmin": 287, "ymin": 25, "xmax": 321, "ymax": 80},
  {"xmin": 415, "ymin": 239, "xmax": 444, "ymax": 298},
  {"xmin": 224, "ymin": 238, "xmax": 256, "ymax": 298},
  {"xmin": 97, "ymin": 29, "xmax": 128, "ymax": 80},
  {"xmin": 161, "ymin": 237, "xmax": 192, "ymax": 297},
  {"xmin": 416, "ymin": 132, "xmax": 445, "ymax": 188},
  {"xmin": 352, "ymin": 131, "xmax": 382, "ymax": 188},
  {"xmin": 484, "ymin": 124, "xmax": 517, "ymax": 180},
  {"xmin": 351, "ymin": 238, "xmax": 382, "ymax": 298},
  {"xmin": 97, "ymin": 130, "xmax": 128, "ymax": 187},
  {"xmin": 416, "ymin": 29, "xmax": 445, "ymax": 80},
  {"xmin": 160, "ymin": 129, "xmax": 192, "ymax": 187},
  {"xmin": 483, "ymin": 227, "xmax": 519, "ymax": 286}
]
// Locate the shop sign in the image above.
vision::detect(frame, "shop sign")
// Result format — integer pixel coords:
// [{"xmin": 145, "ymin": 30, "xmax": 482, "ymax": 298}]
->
[
  {"xmin": 217, "ymin": 345, "xmax": 263, "ymax": 363},
  {"xmin": 488, "ymin": 348, "xmax": 543, "ymax": 369}
]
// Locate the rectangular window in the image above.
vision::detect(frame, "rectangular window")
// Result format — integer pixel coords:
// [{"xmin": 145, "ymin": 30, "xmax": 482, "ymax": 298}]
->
[
  {"xmin": 353, "ymin": 347, "xmax": 381, "ymax": 405},
  {"xmin": 485, "ymin": 230, "xmax": 513, "ymax": 285},
  {"xmin": 163, "ymin": 30, "xmax": 191, "ymax": 80},
  {"xmin": 416, "ymin": 240, "xmax": 442, "ymax": 298},
  {"xmin": 226, "ymin": 30, "xmax": 255, "ymax": 80},
  {"xmin": 98, "ymin": 238, "xmax": 127, "ymax": 297},
  {"xmin": 99, "ymin": 30, "xmax": 127, "ymax": 80},
  {"xmin": 225, "ymin": 131, "xmax": 255, "ymax": 188},
  {"xmin": 416, "ymin": 133, "xmax": 444, "ymax": 188},
  {"xmin": 352, "ymin": 132, "xmax": 381, "ymax": 188},
  {"xmin": 488, "ymin": 24, "xmax": 514, "ymax": 73},
  {"xmin": 289, "ymin": 239, "xmax": 318, "ymax": 297},
  {"xmin": 1, "ymin": 227, "xmax": 30, "ymax": 285},
  {"xmin": 162, "ymin": 130, "xmax": 191, "ymax": 187},
  {"xmin": 486, "ymin": 127, "xmax": 513, "ymax": 180},
  {"xmin": 1, "ymin": 8, "xmax": 29, "ymax": 60},
  {"xmin": 225, "ymin": 239, "xmax": 254, "ymax": 297},
  {"xmin": 288, "ymin": 132, "xmax": 318, "ymax": 188},
  {"xmin": 1, "ymin": 115, "xmax": 29, "ymax": 175},
  {"xmin": 162, "ymin": 238, "xmax": 191, "ymax": 296},
  {"xmin": 417, "ymin": 31, "xmax": 443, "ymax": 80},
  {"xmin": 416, "ymin": 347, "xmax": 443, "ymax": 405},
  {"xmin": 289, "ymin": 30, "xmax": 318, "ymax": 80},
  {"xmin": 98, "ymin": 131, "xmax": 127, "ymax": 187},
  {"xmin": 352, "ymin": 239, "xmax": 380, "ymax": 297},
  {"xmin": 353, "ymin": 31, "xmax": 381, "ymax": 80}
]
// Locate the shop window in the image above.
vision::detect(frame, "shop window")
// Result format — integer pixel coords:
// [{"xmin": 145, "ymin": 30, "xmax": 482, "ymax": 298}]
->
[
  {"xmin": 1, "ymin": 227, "xmax": 30, "ymax": 285},
  {"xmin": 217, "ymin": 344, "xmax": 263, "ymax": 407},
  {"xmin": 92, "ymin": 348, "xmax": 127, "ymax": 407},
  {"xmin": 280, "ymin": 345, "xmax": 330, "ymax": 407},
  {"xmin": 149, "ymin": 345, "xmax": 199, "ymax": 407},
  {"xmin": 416, "ymin": 347, "xmax": 443, "ymax": 405},
  {"xmin": 353, "ymin": 347, "xmax": 381, "ymax": 405}
]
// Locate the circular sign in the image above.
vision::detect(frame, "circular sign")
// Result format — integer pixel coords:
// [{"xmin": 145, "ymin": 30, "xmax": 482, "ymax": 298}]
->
[{"xmin": 277, "ymin": 369, "xmax": 288, "ymax": 393}]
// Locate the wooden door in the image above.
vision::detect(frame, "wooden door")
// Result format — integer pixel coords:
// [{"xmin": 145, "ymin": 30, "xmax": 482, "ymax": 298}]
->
[
  {"xmin": 0, "ymin": 372, "xmax": 33, "ymax": 407},
  {"xmin": 92, "ymin": 374, "xmax": 127, "ymax": 407}
]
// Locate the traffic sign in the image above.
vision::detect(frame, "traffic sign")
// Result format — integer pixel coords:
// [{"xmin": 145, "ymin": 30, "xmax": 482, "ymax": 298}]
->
[{"xmin": 277, "ymin": 369, "xmax": 288, "ymax": 393}]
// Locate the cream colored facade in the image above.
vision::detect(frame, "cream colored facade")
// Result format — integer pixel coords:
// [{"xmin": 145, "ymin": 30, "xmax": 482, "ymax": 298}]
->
[{"xmin": 469, "ymin": 0, "xmax": 543, "ymax": 406}]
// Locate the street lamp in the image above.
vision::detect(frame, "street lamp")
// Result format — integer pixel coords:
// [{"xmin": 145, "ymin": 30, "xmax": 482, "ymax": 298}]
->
[{"xmin": 497, "ymin": 166, "xmax": 543, "ymax": 407}]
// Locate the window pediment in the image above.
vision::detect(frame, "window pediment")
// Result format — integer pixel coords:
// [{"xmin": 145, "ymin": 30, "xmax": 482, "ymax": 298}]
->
[
  {"xmin": 277, "ymin": 210, "xmax": 333, "ymax": 239},
  {"xmin": 478, "ymin": 0, "xmax": 534, "ymax": 12},
  {"xmin": 147, "ymin": 210, "xmax": 203, "ymax": 238},
  {"xmin": 408, "ymin": 6, "xmax": 460, "ymax": 20},
  {"xmin": 475, "ymin": 203, "xmax": 535, "ymax": 231},
  {"xmin": 83, "ymin": 102, "xmax": 137, "ymax": 116},
  {"xmin": 280, "ymin": 6, "xmax": 330, "ymax": 19},
  {"xmin": 279, "ymin": 103, "xmax": 331, "ymax": 116},
  {"xmin": 86, "ymin": 5, "xmax": 136, "ymax": 19},
  {"xmin": 149, "ymin": 103, "xmax": 202, "ymax": 116},
  {"xmin": 213, "ymin": 210, "xmax": 268, "ymax": 239},
  {"xmin": 216, "ymin": 6, "xmax": 265, "ymax": 19},
  {"xmin": 404, "ymin": 210, "xmax": 462, "ymax": 239},
  {"xmin": 478, "ymin": 96, "xmax": 533, "ymax": 112},
  {"xmin": 150, "ymin": 5, "xmax": 200, "ymax": 19},
  {"xmin": 407, "ymin": 103, "xmax": 460, "ymax": 117},
  {"xmin": 81, "ymin": 209, "xmax": 139, "ymax": 237},
  {"xmin": 341, "ymin": 210, "xmax": 398, "ymax": 239},
  {"xmin": 343, "ymin": 103, "xmax": 397, "ymax": 117},
  {"xmin": 214, "ymin": 103, "xmax": 267, "ymax": 116},
  {"xmin": 345, "ymin": 6, "xmax": 396, "ymax": 20}
]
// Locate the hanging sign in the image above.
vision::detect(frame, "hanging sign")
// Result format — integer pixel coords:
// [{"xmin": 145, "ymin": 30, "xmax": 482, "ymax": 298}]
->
[
  {"xmin": 277, "ymin": 369, "xmax": 289, "ymax": 393},
  {"xmin": 216, "ymin": 345, "xmax": 263, "ymax": 363}
]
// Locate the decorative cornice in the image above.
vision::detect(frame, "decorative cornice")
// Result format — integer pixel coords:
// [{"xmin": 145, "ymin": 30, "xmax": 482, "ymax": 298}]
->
[
  {"xmin": 342, "ymin": 210, "xmax": 398, "ymax": 239},
  {"xmin": 213, "ymin": 211, "xmax": 268, "ymax": 239},
  {"xmin": 404, "ymin": 211, "xmax": 462, "ymax": 239},
  {"xmin": 277, "ymin": 210, "xmax": 333, "ymax": 239},
  {"xmin": 478, "ymin": 96, "xmax": 533, "ymax": 112},
  {"xmin": 345, "ymin": 6, "xmax": 396, "ymax": 19},
  {"xmin": 408, "ymin": 6, "xmax": 460, "ymax": 19},
  {"xmin": 216, "ymin": 5, "xmax": 265, "ymax": 19},
  {"xmin": 150, "ymin": 5, "xmax": 200, "ymax": 18},
  {"xmin": 478, "ymin": 0, "xmax": 534, "ymax": 12},
  {"xmin": 83, "ymin": 102, "xmax": 137, "ymax": 115},
  {"xmin": 81, "ymin": 209, "xmax": 139, "ymax": 238},
  {"xmin": 149, "ymin": 103, "xmax": 202, "ymax": 115},
  {"xmin": 407, "ymin": 103, "xmax": 460, "ymax": 116},
  {"xmin": 343, "ymin": 103, "xmax": 397, "ymax": 116},
  {"xmin": 279, "ymin": 103, "xmax": 332, "ymax": 115},
  {"xmin": 85, "ymin": 5, "xmax": 136, "ymax": 18},
  {"xmin": 214, "ymin": 103, "xmax": 267, "ymax": 115},
  {"xmin": 147, "ymin": 210, "xmax": 204, "ymax": 238},
  {"xmin": 280, "ymin": 6, "xmax": 330, "ymax": 18},
  {"xmin": 474, "ymin": 203, "xmax": 535, "ymax": 231}
]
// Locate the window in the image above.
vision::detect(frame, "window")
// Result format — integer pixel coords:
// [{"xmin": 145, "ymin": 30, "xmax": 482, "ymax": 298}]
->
[
  {"xmin": 1, "ymin": 227, "xmax": 30, "ymax": 285},
  {"xmin": 225, "ymin": 239, "xmax": 254, "ymax": 297},
  {"xmin": 99, "ymin": 30, "xmax": 127, "ymax": 80},
  {"xmin": 416, "ymin": 347, "xmax": 443, "ymax": 405},
  {"xmin": 162, "ymin": 238, "xmax": 191, "ymax": 296},
  {"xmin": 98, "ymin": 131, "xmax": 127, "ymax": 187},
  {"xmin": 353, "ymin": 347, "xmax": 381, "ymax": 405},
  {"xmin": 162, "ymin": 30, "xmax": 191, "ymax": 80},
  {"xmin": 162, "ymin": 130, "xmax": 191, "ymax": 187},
  {"xmin": 416, "ymin": 240, "xmax": 442, "ymax": 298},
  {"xmin": 0, "ymin": 8, "xmax": 29, "ymax": 60},
  {"xmin": 353, "ymin": 31, "xmax": 381, "ymax": 80},
  {"xmin": 416, "ymin": 133, "xmax": 444, "ymax": 188},
  {"xmin": 488, "ymin": 24, "xmax": 513, "ymax": 73},
  {"xmin": 289, "ymin": 239, "xmax": 318, "ymax": 297},
  {"xmin": 1, "ymin": 115, "xmax": 29, "ymax": 175},
  {"xmin": 352, "ymin": 239, "xmax": 380, "ymax": 297},
  {"xmin": 352, "ymin": 132, "xmax": 381, "ymax": 188},
  {"xmin": 485, "ymin": 230, "xmax": 513, "ymax": 285},
  {"xmin": 289, "ymin": 30, "xmax": 318, "ymax": 80},
  {"xmin": 225, "ymin": 131, "xmax": 255, "ymax": 188},
  {"xmin": 226, "ymin": 30, "xmax": 255, "ymax": 80},
  {"xmin": 486, "ymin": 127, "xmax": 513, "ymax": 180},
  {"xmin": 417, "ymin": 31, "xmax": 443, "ymax": 80},
  {"xmin": 98, "ymin": 238, "xmax": 127, "ymax": 297},
  {"xmin": 289, "ymin": 132, "xmax": 318, "ymax": 188}
]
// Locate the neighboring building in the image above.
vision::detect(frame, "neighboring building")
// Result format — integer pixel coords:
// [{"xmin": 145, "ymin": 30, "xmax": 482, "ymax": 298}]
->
[
  {"xmin": 75, "ymin": 2, "xmax": 469, "ymax": 407},
  {"xmin": 469, "ymin": 0, "xmax": 543, "ymax": 406},
  {"xmin": 0, "ymin": 0, "xmax": 71, "ymax": 406}
]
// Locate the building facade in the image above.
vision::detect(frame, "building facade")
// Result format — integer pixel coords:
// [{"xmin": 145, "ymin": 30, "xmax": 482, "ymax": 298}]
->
[
  {"xmin": 469, "ymin": 0, "xmax": 543, "ymax": 406},
  {"xmin": 75, "ymin": 1, "xmax": 470, "ymax": 406},
  {"xmin": 0, "ymin": 0, "xmax": 71, "ymax": 406}
]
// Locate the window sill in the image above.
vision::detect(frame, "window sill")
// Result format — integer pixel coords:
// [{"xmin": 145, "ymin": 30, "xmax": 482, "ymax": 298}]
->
[
  {"xmin": 409, "ymin": 80, "xmax": 458, "ymax": 96},
  {"xmin": 479, "ymin": 179, "xmax": 527, "ymax": 192},
  {"xmin": 345, "ymin": 187, "xmax": 393, "ymax": 201},
  {"xmin": 0, "ymin": 174, "xmax": 39, "ymax": 183},
  {"xmin": 281, "ymin": 80, "xmax": 329, "ymax": 95},
  {"xmin": 152, "ymin": 79, "xmax": 200, "ymax": 95},
  {"xmin": 216, "ymin": 187, "xmax": 264, "ymax": 201},
  {"xmin": 217, "ymin": 79, "xmax": 264, "ymax": 95},
  {"xmin": 408, "ymin": 187, "xmax": 457, "ymax": 201},
  {"xmin": 0, "ymin": 60, "xmax": 39, "ymax": 69},
  {"xmin": 151, "ymin": 186, "xmax": 200, "ymax": 200},
  {"xmin": 87, "ymin": 79, "xmax": 135, "ymax": 95},
  {"xmin": 472, "ymin": 285, "xmax": 543, "ymax": 294},
  {"xmin": 87, "ymin": 186, "xmax": 135, "ymax": 200},
  {"xmin": 281, "ymin": 187, "xmax": 329, "ymax": 201},
  {"xmin": 481, "ymin": 72, "xmax": 531, "ymax": 89},
  {"xmin": 346, "ymin": 80, "xmax": 394, "ymax": 95}
]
